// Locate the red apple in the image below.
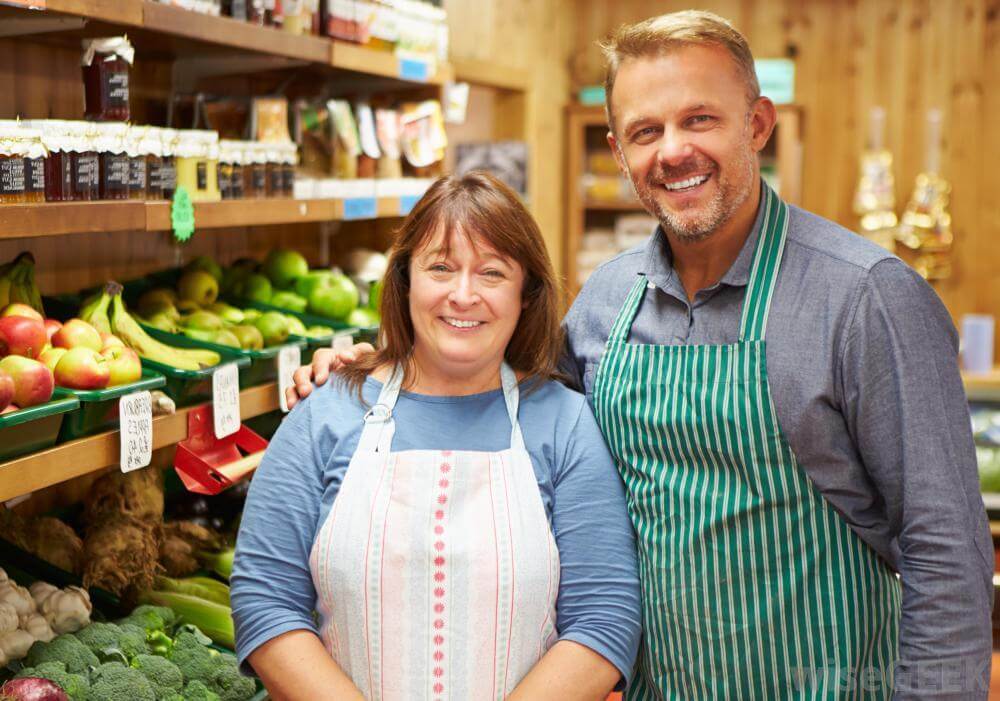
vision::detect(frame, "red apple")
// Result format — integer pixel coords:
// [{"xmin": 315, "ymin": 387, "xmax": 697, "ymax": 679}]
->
[
  {"xmin": 0, "ymin": 368, "xmax": 13, "ymax": 412},
  {"xmin": 44, "ymin": 319, "xmax": 63, "ymax": 342},
  {"xmin": 39, "ymin": 347, "xmax": 67, "ymax": 373},
  {"xmin": 101, "ymin": 346, "xmax": 141, "ymax": 386},
  {"xmin": 0, "ymin": 316, "xmax": 47, "ymax": 359},
  {"xmin": 100, "ymin": 332, "xmax": 125, "ymax": 350},
  {"xmin": 0, "ymin": 303, "xmax": 43, "ymax": 322},
  {"xmin": 54, "ymin": 347, "xmax": 110, "ymax": 390},
  {"xmin": 0, "ymin": 355, "xmax": 54, "ymax": 407},
  {"xmin": 52, "ymin": 318, "xmax": 102, "ymax": 352},
  {"xmin": 0, "ymin": 405, "xmax": 16, "ymax": 415}
]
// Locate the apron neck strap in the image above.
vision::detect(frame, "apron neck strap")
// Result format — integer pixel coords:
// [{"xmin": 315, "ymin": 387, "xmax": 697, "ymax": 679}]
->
[
  {"xmin": 357, "ymin": 362, "xmax": 525, "ymax": 454},
  {"xmin": 606, "ymin": 181, "xmax": 789, "ymax": 346},
  {"xmin": 738, "ymin": 182, "xmax": 790, "ymax": 342}
]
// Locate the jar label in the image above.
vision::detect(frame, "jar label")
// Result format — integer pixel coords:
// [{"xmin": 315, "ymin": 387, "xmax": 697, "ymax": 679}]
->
[
  {"xmin": 103, "ymin": 154, "xmax": 129, "ymax": 193},
  {"xmin": 60, "ymin": 157, "xmax": 73, "ymax": 194},
  {"xmin": 253, "ymin": 167, "xmax": 266, "ymax": 191},
  {"xmin": 104, "ymin": 70, "xmax": 129, "ymax": 110},
  {"xmin": 148, "ymin": 161, "xmax": 162, "ymax": 190},
  {"xmin": 269, "ymin": 167, "xmax": 283, "ymax": 194},
  {"xmin": 75, "ymin": 154, "xmax": 99, "ymax": 191},
  {"xmin": 129, "ymin": 157, "xmax": 147, "ymax": 190},
  {"xmin": 25, "ymin": 158, "xmax": 45, "ymax": 193},
  {"xmin": 218, "ymin": 166, "xmax": 232, "ymax": 197},
  {"xmin": 197, "ymin": 161, "xmax": 207, "ymax": 190},
  {"xmin": 231, "ymin": 170, "xmax": 244, "ymax": 198},
  {"xmin": 0, "ymin": 158, "xmax": 26, "ymax": 195},
  {"xmin": 283, "ymin": 167, "xmax": 295, "ymax": 195},
  {"xmin": 161, "ymin": 162, "xmax": 177, "ymax": 194}
]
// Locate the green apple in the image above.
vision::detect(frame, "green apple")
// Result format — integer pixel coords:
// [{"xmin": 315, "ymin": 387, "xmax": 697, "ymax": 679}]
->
[
  {"xmin": 263, "ymin": 249, "xmax": 309, "ymax": 290},
  {"xmin": 253, "ymin": 312, "xmax": 290, "ymax": 347},
  {"xmin": 235, "ymin": 274, "xmax": 273, "ymax": 304},
  {"xmin": 177, "ymin": 270, "xmax": 219, "ymax": 306},
  {"xmin": 307, "ymin": 273, "xmax": 358, "ymax": 320},
  {"xmin": 212, "ymin": 329, "xmax": 241, "ymax": 348},
  {"xmin": 284, "ymin": 315, "xmax": 307, "ymax": 336},
  {"xmin": 230, "ymin": 324, "xmax": 264, "ymax": 350},
  {"xmin": 294, "ymin": 270, "xmax": 333, "ymax": 299},
  {"xmin": 346, "ymin": 307, "xmax": 380, "ymax": 328},
  {"xmin": 206, "ymin": 302, "xmax": 245, "ymax": 324},
  {"xmin": 185, "ymin": 254, "xmax": 223, "ymax": 282},
  {"xmin": 182, "ymin": 310, "xmax": 224, "ymax": 331},
  {"xmin": 270, "ymin": 291, "xmax": 308, "ymax": 313}
]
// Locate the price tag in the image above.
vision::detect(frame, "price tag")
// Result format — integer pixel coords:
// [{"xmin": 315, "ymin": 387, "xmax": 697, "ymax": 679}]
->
[
  {"xmin": 343, "ymin": 197, "xmax": 377, "ymax": 220},
  {"xmin": 332, "ymin": 332, "xmax": 354, "ymax": 352},
  {"xmin": 119, "ymin": 391, "xmax": 153, "ymax": 473},
  {"xmin": 398, "ymin": 58, "xmax": 430, "ymax": 83},
  {"xmin": 212, "ymin": 363, "xmax": 241, "ymax": 439},
  {"xmin": 171, "ymin": 186, "xmax": 195, "ymax": 242},
  {"xmin": 277, "ymin": 345, "xmax": 302, "ymax": 414},
  {"xmin": 400, "ymin": 195, "xmax": 420, "ymax": 216}
]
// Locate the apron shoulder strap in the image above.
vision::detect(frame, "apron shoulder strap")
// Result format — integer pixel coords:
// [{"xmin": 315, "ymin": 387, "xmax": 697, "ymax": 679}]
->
[
  {"xmin": 607, "ymin": 275, "xmax": 650, "ymax": 345},
  {"xmin": 738, "ymin": 183, "xmax": 791, "ymax": 342},
  {"xmin": 356, "ymin": 363, "xmax": 404, "ymax": 455},
  {"xmin": 500, "ymin": 362, "xmax": 526, "ymax": 452}
]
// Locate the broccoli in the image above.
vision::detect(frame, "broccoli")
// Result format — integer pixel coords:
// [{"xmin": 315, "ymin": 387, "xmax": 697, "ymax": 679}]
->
[
  {"xmin": 161, "ymin": 695, "xmax": 185, "ymax": 701},
  {"xmin": 23, "ymin": 633, "xmax": 100, "ymax": 674},
  {"xmin": 206, "ymin": 661, "xmax": 257, "ymax": 701},
  {"xmin": 115, "ymin": 623, "xmax": 151, "ymax": 660},
  {"xmin": 88, "ymin": 661, "xmax": 156, "ymax": 701},
  {"xmin": 117, "ymin": 605, "xmax": 176, "ymax": 634},
  {"xmin": 130, "ymin": 654, "xmax": 183, "ymax": 700},
  {"xmin": 182, "ymin": 680, "xmax": 221, "ymax": 701},
  {"xmin": 14, "ymin": 660, "xmax": 90, "ymax": 700},
  {"xmin": 169, "ymin": 630, "xmax": 218, "ymax": 684},
  {"xmin": 74, "ymin": 621, "xmax": 147, "ymax": 662}
]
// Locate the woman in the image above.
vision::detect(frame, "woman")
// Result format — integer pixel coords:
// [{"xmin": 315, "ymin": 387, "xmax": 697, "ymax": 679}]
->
[{"xmin": 231, "ymin": 172, "xmax": 641, "ymax": 700}]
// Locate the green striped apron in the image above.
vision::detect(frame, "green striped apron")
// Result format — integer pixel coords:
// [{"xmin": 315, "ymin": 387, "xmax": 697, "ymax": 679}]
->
[{"xmin": 592, "ymin": 185, "xmax": 901, "ymax": 700}]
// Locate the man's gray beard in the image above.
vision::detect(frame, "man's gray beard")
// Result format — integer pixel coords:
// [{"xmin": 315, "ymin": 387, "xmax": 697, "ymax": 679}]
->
[{"xmin": 630, "ymin": 146, "xmax": 757, "ymax": 244}]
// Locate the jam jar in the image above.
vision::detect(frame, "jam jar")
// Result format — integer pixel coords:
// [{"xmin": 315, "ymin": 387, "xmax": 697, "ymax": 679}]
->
[
  {"xmin": 280, "ymin": 141, "xmax": 297, "ymax": 197},
  {"xmin": 125, "ymin": 126, "xmax": 148, "ymax": 200},
  {"xmin": 265, "ymin": 144, "xmax": 283, "ymax": 198},
  {"xmin": 70, "ymin": 122, "xmax": 100, "ymax": 201},
  {"xmin": 141, "ymin": 127, "xmax": 165, "ymax": 201},
  {"xmin": 95, "ymin": 122, "xmax": 129, "ymax": 200},
  {"xmin": 22, "ymin": 129, "xmax": 46, "ymax": 204},
  {"xmin": 175, "ymin": 130, "xmax": 221, "ymax": 202},
  {"xmin": 0, "ymin": 128, "xmax": 29, "ymax": 204},
  {"xmin": 82, "ymin": 37, "xmax": 134, "ymax": 122},
  {"xmin": 159, "ymin": 129, "xmax": 179, "ymax": 200},
  {"xmin": 23, "ymin": 120, "xmax": 72, "ymax": 202}
]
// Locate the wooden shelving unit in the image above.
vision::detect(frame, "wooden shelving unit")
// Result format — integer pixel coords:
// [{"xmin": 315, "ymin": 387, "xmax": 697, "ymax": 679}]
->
[
  {"xmin": 0, "ymin": 0, "xmax": 451, "ymax": 87},
  {"xmin": 0, "ymin": 382, "xmax": 279, "ymax": 502},
  {"xmin": 965, "ymin": 368, "xmax": 1000, "ymax": 401},
  {"xmin": 0, "ymin": 197, "xmax": 416, "ymax": 240},
  {"xmin": 563, "ymin": 103, "xmax": 803, "ymax": 299}
]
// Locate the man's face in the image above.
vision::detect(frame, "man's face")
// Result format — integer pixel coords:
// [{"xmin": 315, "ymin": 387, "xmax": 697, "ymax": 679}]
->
[{"xmin": 607, "ymin": 44, "xmax": 774, "ymax": 242}]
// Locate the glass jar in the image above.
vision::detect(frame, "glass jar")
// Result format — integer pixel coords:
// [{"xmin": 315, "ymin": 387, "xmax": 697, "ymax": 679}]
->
[
  {"xmin": 22, "ymin": 130, "xmax": 47, "ymax": 204},
  {"xmin": 0, "ymin": 128, "xmax": 30, "ymax": 204},
  {"xmin": 95, "ymin": 123, "xmax": 129, "ymax": 200},
  {"xmin": 265, "ymin": 144, "xmax": 283, "ymax": 198},
  {"xmin": 140, "ymin": 127, "xmax": 164, "ymax": 201},
  {"xmin": 82, "ymin": 37, "xmax": 134, "ymax": 122},
  {"xmin": 218, "ymin": 140, "xmax": 235, "ymax": 199},
  {"xmin": 125, "ymin": 126, "xmax": 147, "ymax": 200},
  {"xmin": 281, "ymin": 141, "xmax": 297, "ymax": 197},
  {"xmin": 159, "ymin": 129, "xmax": 179, "ymax": 200},
  {"xmin": 70, "ymin": 122, "xmax": 100, "ymax": 201},
  {"xmin": 175, "ymin": 130, "xmax": 221, "ymax": 202},
  {"xmin": 23, "ymin": 120, "xmax": 73, "ymax": 202},
  {"xmin": 243, "ymin": 142, "xmax": 267, "ymax": 199}
]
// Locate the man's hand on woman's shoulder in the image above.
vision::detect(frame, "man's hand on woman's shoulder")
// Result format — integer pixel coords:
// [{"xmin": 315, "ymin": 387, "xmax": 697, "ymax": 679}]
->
[{"xmin": 286, "ymin": 342, "xmax": 375, "ymax": 409}]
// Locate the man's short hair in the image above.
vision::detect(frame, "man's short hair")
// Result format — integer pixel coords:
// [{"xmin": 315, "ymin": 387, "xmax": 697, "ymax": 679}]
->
[{"xmin": 600, "ymin": 10, "xmax": 761, "ymax": 132}]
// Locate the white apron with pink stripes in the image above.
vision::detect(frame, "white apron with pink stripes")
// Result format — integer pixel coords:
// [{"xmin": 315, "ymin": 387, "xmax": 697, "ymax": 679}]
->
[{"xmin": 309, "ymin": 363, "xmax": 560, "ymax": 701}]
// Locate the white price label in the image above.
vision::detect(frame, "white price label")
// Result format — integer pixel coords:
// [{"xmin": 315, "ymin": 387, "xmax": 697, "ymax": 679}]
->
[
  {"xmin": 278, "ymin": 345, "xmax": 302, "ymax": 414},
  {"xmin": 212, "ymin": 363, "xmax": 241, "ymax": 439},
  {"xmin": 332, "ymin": 333, "xmax": 354, "ymax": 352},
  {"xmin": 119, "ymin": 391, "xmax": 153, "ymax": 473}
]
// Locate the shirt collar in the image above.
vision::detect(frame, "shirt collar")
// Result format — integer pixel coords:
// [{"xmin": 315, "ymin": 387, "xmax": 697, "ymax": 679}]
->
[{"xmin": 640, "ymin": 182, "xmax": 768, "ymax": 293}]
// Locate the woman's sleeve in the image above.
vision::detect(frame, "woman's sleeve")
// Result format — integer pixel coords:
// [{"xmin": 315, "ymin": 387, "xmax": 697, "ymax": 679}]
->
[
  {"xmin": 551, "ymin": 398, "xmax": 642, "ymax": 687},
  {"xmin": 231, "ymin": 395, "xmax": 329, "ymax": 675}
]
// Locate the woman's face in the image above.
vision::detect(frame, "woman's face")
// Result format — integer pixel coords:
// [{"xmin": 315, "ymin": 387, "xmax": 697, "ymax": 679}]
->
[{"xmin": 409, "ymin": 226, "xmax": 525, "ymax": 382}]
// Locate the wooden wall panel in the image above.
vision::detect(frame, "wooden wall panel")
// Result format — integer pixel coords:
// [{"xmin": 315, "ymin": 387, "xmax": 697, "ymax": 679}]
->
[{"xmin": 567, "ymin": 0, "xmax": 1000, "ymax": 351}]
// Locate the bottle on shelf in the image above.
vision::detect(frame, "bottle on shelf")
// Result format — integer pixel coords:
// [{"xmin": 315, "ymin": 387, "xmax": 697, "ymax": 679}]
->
[{"xmin": 81, "ymin": 37, "xmax": 134, "ymax": 123}]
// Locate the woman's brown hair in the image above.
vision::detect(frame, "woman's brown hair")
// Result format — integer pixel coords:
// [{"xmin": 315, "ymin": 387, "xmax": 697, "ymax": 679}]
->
[{"xmin": 338, "ymin": 170, "xmax": 564, "ymax": 398}]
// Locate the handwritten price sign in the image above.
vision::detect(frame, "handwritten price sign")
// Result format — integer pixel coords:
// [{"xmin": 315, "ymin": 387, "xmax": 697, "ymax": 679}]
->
[
  {"xmin": 278, "ymin": 345, "xmax": 302, "ymax": 414},
  {"xmin": 212, "ymin": 363, "xmax": 241, "ymax": 439},
  {"xmin": 119, "ymin": 391, "xmax": 153, "ymax": 472}
]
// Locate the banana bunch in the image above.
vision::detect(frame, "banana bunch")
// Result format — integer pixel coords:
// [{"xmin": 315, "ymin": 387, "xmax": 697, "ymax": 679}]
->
[
  {"xmin": 0, "ymin": 252, "xmax": 44, "ymax": 314},
  {"xmin": 81, "ymin": 283, "xmax": 221, "ymax": 371}
]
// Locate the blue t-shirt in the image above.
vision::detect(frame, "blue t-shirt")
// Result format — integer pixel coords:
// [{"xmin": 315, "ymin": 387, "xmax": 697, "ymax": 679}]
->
[{"xmin": 231, "ymin": 375, "xmax": 642, "ymax": 685}]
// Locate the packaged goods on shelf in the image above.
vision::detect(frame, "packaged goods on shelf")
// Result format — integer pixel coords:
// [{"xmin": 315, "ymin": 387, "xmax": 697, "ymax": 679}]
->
[
  {"xmin": 93, "ymin": 123, "xmax": 130, "ymax": 201},
  {"xmin": 0, "ymin": 126, "xmax": 46, "ymax": 204},
  {"xmin": 323, "ymin": 0, "xmax": 448, "ymax": 63},
  {"xmin": 615, "ymin": 214, "xmax": 658, "ymax": 250},
  {"xmin": 580, "ymin": 173, "xmax": 633, "ymax": 202},
  {"xmin": 175, "ymin": 130, "xmax": 221, "ymax": 202},
  {"xmin": 400, "ymin": 100, "xmax": 447, "ymax": 168},
  {"xmin": 155, "ymin": 0, "xmax": 223, "ymax": 15},
  {"xmin": 81, "ymin": 37, "xmax": 134, "ymax": 123}
]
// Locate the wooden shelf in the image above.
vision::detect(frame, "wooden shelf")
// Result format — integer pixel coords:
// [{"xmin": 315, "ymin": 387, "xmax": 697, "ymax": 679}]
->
[
  {"xmin": 0, "ymin": 201, "xmax": 148, "ymax": 238},
  {"xmin": 965, "ymin": 368, "xmax": 1000, "ymax": 401},
  {"xmin": 0, "ymin": 1, "xmax": 450, "ymax": 86},
  {"xmin": 0, "ymin": 197, "xmax": 411, "ymax": 240},
  {"xmin": 584, "ymin": 199, "xmax": 645, "ymax": 212},
  {"xmin": 0, "ymin": 382, "xmax": 279, "ymax": 502}
]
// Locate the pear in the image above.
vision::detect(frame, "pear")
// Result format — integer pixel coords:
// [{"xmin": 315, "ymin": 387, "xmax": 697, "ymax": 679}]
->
[
  {"xmin": 182, "ymin": 310, "xmax": 225, "ymax": 331},
  {"xmin": 230, "ymin": 325, "xmax": 264, "ymax": 350}
]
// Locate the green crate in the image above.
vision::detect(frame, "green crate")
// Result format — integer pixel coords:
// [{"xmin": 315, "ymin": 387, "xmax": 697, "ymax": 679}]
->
[
  {"xmin": 52, "ymin": 368, "xmax": 166, "ymax": 442},
  {"xmin": 141, "ymin": 323, "xmax": 307, "ymax": 388},
  {"xmin": 140, "ymin": 353, "xmax": 251, "ymax": 408},
  {"xmin": 0, "ymin": 397, "xmax": 79, "ymax": 461},
  {"xmin": 225, "ymin": 295, "xmax": 370, "ymax": 346}
]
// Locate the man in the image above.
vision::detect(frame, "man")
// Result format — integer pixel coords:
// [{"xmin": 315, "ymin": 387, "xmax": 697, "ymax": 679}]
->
[{"xmin": 288, "ymin": 11, "xmax": 992, "ymax": 699}]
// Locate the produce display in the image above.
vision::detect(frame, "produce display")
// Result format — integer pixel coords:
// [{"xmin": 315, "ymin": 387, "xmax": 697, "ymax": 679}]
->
[
  {"xmin": 220, "ymin": 249, "xmax": 378, "ymax": 329},
  {"xmin": 79, "ymin": 284, "xmax": 221, "ymax": 371},
  {"xmin": 138, "ymin": 255, "xmax": 336, "ymax": 349},
  {"xmin": 0, "ymin": 568, "xmax": 91, "ymax": 669},
  {"xmin": 973, "ymin": 405, "xmax": 1000, "ymax": 494}
]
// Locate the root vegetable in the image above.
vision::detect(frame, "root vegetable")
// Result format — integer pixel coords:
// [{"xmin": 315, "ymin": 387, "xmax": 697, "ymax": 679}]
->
[
  {"xmin": 19, "ymin": 613, "xmax": 55, "ymax": 643},
  {"xmin": 0, "ymin": 628, "xmax": 35, "ymax": 660},
  {"xmin": 0, "ymin": 511, "xmax": 83, "ymax": 575},
  {"xmin": 0, "ymin": 677, "xmax": 69, "ymax": 701}
]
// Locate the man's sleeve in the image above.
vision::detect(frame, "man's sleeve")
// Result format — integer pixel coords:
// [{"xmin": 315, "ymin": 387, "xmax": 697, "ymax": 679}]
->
[{"xmin": 839, "ymin": 258, "xmax": 993, "ymax": 699}]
